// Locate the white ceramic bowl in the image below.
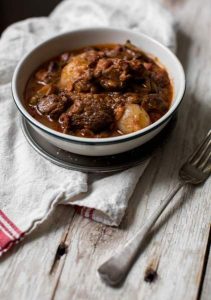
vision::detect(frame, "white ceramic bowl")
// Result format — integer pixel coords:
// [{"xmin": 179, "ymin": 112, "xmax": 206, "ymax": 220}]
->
[{"xmin": 12, "ymin": 27, "xmax": 185, "ymax": 156}]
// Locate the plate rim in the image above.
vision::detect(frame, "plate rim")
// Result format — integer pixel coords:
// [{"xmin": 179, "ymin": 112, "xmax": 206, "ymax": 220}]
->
[{"xmin": 21, "ymin": 117, "xmax": 150, "ymax": 173}]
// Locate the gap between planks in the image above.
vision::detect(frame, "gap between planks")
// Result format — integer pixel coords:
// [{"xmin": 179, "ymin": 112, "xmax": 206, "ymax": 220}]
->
[
  {"xmin": 197, "ymin": 225, "xmax": 211, "ymax": 300},
  {"xmin": 49, "ymin": 211, "xmax": 108, "ymax": 300}
]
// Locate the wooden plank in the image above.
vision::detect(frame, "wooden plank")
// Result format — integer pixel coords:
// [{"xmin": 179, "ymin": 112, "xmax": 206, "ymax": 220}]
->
[{"xmin": 0, "ymin": 0, "xmax": 210, "ymax": 299}]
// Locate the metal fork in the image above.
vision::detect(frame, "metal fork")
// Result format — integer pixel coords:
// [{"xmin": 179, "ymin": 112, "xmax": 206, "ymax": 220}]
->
[{"xmin": 98, "ymin": 130, "xmax": 211, "ymax": 286}]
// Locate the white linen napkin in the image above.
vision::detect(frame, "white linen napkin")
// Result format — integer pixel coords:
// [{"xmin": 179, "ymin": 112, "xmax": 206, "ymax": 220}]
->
[{"xmin": 0, "ymin": 0, "xmax": 176, "ymax": 255}]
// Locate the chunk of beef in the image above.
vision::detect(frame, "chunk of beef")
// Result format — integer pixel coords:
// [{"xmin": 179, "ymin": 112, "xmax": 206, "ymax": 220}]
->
[
  {"xmin": 69, "ymin": 92, "xmax": 129, "ymax": 110},
  {"xmin": 60, "ymin": 93, "xmax": 114, "ymax": 133},
  {"xmin": 94, "ymin": 58, "xmax": 131, "ymax": 91},
  {"xmin": 150, "ymin": 69, "xmax": 170, "ymax": 88},
  {"xmin": 73, "ymin": 69, "xmax": 99, "ymax": 93},
  {"xmin": 37, "ymin": 92, "xmax": 71, "ymax": 120},
  {"xmin": 142, "ymin": 94, "xmax": 168, "ymax": 114},
  {"xmin": 129, "ymin": 60, "xmax": 147, "ymax": 80},
  {"xmin": 129, "ymin": 59, "xmax": 146, "ymax": 76}
]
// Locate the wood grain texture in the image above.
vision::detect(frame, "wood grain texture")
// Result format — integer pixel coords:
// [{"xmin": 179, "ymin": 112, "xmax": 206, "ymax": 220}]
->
[{"xmin": 0, "ymin": 0, "xmax": 211, "ymax": 299}]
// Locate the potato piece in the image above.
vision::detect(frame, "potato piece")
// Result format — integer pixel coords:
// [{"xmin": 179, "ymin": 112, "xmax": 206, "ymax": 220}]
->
[
  {"xmin": 59, "ymin": 55, "xmax": 89, "ymax": 90},
  {"xmin": 117, "ymin": 104, "xmax": 150, "ymax": 134}
]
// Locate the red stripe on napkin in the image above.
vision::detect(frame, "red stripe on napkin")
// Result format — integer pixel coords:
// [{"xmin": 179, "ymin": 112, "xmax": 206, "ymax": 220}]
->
[
  {"xmin": 0, "ymin": 226, "xmax": 13, "ymax": 249},
  {"xmin": 0, "ymin": 221, "xmax": 16, "ymax": 239},
  {"xmin": 74, "ymin": 206, "xmax": 95, "ymax": 221},
  {"xmin": 0, "ymin": 210, "xmax": 23, "ymax": 255},
  {"xmin": 89, "ymin": 208, "xmax": 95, "ymax": 220},
  {"xmin": 82, "ymin": 207, "xmax": 87, "ymax": 218},
  {"xmin": 0, "ymin": 210, "xmax": 22, "ymax": 235}
]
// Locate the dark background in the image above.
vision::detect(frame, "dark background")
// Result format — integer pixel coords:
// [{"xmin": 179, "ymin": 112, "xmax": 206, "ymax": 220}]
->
[{"xmin": 0, "ymin": 0, "xmax": 61, "ymax": 34}]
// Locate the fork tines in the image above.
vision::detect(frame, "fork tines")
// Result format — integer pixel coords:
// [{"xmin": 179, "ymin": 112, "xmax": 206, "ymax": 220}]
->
[{"xmin": 189, "ymin": 130, "xmax": 211, "ymax": 173}]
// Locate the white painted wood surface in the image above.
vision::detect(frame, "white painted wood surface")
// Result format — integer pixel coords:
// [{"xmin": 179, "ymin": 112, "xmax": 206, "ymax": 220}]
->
[{"xmin": 0, "ymin": 0, "xmax": 210, "ymax": 299}]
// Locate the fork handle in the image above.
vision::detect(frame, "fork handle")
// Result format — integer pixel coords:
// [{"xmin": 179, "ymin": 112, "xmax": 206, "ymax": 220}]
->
[{"xmin": 98, "ymin": 182, "xmax": 185, "ymax": 286}]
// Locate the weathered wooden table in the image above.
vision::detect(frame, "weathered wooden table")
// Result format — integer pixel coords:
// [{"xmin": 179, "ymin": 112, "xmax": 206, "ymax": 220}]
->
[{"xmin": 0, "ymin": 0, "xmax": 210, "ymax": 299}]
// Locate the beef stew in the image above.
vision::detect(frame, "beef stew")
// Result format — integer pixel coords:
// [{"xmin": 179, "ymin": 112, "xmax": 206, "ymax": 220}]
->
[{"xmin": 25, "ymin": 41, "xmax": 173, "ymax": 138}]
